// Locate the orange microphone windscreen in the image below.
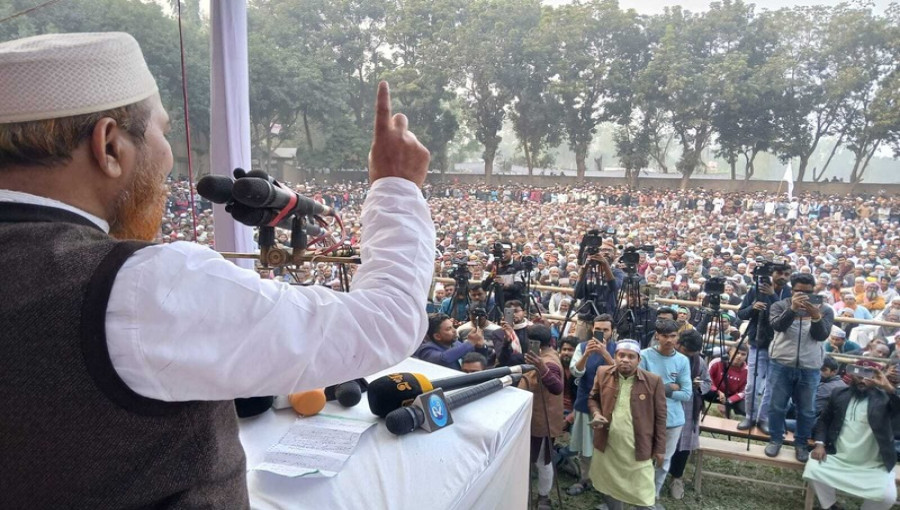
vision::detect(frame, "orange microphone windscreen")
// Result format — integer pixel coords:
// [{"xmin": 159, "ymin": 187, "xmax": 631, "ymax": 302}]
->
[{"xmin": 289, "ymin": 389, "xmax": 326, "ymax": 416}]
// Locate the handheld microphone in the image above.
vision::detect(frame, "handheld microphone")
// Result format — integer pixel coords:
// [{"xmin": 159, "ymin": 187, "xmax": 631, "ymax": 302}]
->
[
  {"xmin": 196, "ymin": 175, "xmax": 235, "ymax": 204},
  {"xmin": 232, "ymin": 177, "xmax": 334, "ymax": 218},
  {"xmin": 324, "ymin": 379, "xmax": 368, "ymax": 407},
  {"xmin": 384, "ymin": 374, "xmax": 522, "ymax": 435},
  {"xmin": 367, "ymin": 365, "xmax": 534, "ymax": 418}
]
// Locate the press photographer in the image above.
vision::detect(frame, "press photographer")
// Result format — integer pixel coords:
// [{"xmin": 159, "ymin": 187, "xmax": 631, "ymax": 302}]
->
[
  {"xmin": 572, "ymin": 230, "xmax": 624, "ymax": 316},
  {"xmin": 736, "ymin": 259, "xmax": 791, "ymax": 433}
]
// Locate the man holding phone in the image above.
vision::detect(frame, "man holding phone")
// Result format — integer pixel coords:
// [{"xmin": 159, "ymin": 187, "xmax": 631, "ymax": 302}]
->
[
  {"xmin": 765, "ymin": 273, "xmax": 834, "ymax": 461},
  {"xmin": 518, "ymin": 325, "xmax": 564, "ymax": 510},
  {"xmin": 566, "ymin": 314, "xmax": 617, "ymax": 497},
  {"xmin": 804, "ymin": 360, "xmax": 900, "ymax": 510}
]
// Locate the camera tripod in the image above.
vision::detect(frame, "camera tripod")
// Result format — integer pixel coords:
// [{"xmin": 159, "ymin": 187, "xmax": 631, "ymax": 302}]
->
[
  {"xmin": 698, "ymin": 298, "xmax": 745, "ymax": 423},
  {"xmin": 614, "ymin": 266, "xmax": 652, "ymax": 346}
]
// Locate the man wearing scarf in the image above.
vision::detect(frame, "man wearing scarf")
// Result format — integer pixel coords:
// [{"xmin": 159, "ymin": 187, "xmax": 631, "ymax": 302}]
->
[{"xmin": 804, "ymin": 361, "xmax": 900, "ymax": 510}]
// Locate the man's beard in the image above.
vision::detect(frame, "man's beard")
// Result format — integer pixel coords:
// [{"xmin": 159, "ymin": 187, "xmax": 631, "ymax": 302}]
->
[
  {"xmin": 109, "ymin": 148, "xmax": 166, "ymax": 241},
  {"xmin": 850, "ymin": 383, "xmax": 871, "ymax": 399},
  {"xmin": 560, "ymin": 356, "xmax": 572, "ymax": 366}
]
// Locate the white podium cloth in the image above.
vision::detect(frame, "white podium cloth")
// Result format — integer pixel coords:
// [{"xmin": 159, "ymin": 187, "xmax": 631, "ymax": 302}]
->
[{"xmin": 239, "ymin": 358, "xmax": 533, "ymax": 510}]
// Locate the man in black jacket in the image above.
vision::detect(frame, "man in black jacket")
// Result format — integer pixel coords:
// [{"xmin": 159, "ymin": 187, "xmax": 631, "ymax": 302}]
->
[
  {"xmin": 803, "ymin": 361, "xmax": 900, "ymax": 510},
  {"xmin": 735, "ymin": 264, "xmax": 791, "ymax": 432}
]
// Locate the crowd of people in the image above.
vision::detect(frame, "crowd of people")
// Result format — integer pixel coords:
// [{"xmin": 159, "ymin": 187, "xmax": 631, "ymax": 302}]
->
[{"xmin": 167, "ymin": 176, "xmax": 900, "ymax": 510}]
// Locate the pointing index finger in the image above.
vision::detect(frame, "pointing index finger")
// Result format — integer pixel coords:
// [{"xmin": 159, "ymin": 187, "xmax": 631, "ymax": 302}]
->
[{"xmin": 374, "ymin": 81, "xmax": 391, "ymax": 138}]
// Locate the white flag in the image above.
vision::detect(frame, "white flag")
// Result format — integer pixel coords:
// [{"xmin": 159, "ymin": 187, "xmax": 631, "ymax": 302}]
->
[{"xmin": 782, "ymin": 162, "xmax": 794, "ymax": 199}]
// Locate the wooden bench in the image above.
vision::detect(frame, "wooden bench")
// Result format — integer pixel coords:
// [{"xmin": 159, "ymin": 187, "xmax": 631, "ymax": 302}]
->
[
  {"xmin": 693, "ymin": 436, "xmax": 812, "ymax": 507},
  {"xmin": 695, "ymin": 435, "xmax": 900, "ymax": 510},
  {"xmin": 699, "ymin": 415, "xmax": 795, "ymax": 445}
]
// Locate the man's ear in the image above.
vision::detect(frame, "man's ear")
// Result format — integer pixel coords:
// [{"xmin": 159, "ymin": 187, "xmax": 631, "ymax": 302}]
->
[{"xmin": 89, "ymin": 118, "xmax": 131, "ymax": 179}]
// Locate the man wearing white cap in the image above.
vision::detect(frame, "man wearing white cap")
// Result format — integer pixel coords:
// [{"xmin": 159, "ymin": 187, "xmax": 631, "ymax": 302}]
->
[
  {"xmin": 588, "ymin": 339, "xmax": 667, "ymax": 510},
  {"xmin": 0, "ymin": 33, "xmax": 433, "ymax": 507}
]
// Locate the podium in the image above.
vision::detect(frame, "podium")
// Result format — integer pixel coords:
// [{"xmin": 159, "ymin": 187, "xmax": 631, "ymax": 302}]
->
[{"xmin": 238, "ymin": 358, "xmax": 533, "ymax": 510}]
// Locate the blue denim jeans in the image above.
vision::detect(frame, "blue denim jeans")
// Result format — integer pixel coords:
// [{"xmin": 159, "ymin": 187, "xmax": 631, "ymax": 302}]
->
[
  {"xmin": 767, "ymin": 360, "xmax": 821, "ymax": 444},
  {"xmin": 746, "ymin": 345, "xmax": 771, "ymax": 422}
]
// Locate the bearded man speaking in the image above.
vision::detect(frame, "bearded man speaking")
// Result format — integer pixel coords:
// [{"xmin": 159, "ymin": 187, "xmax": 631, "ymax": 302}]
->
[{"xmin": 0, "ymin": 33, "xmax": 434, "ymax": 508}]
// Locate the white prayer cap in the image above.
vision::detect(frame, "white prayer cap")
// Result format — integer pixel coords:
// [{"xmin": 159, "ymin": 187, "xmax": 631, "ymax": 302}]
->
[{"xmin": 0, "ymin": 32, "xmax": 158, "ymax": 124}]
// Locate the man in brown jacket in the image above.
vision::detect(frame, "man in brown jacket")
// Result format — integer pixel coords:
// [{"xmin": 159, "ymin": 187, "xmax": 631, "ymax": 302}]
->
[
  {"xmin": 519, "ymin": 324, "xmax": 564, "ymax": 510},
  {"xmin": 587, "ymin": 339, "xmax": 667, "ymax": 510}
]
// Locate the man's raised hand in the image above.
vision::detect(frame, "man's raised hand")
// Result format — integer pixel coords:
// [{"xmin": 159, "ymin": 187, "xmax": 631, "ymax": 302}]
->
[{"xmin": 368, "ymin": 81, "xmax": 430, "ymax": 187}]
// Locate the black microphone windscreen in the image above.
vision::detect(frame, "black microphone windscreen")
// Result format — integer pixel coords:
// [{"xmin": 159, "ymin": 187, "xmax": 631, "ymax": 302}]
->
[
  {"xmin": 196, "ymin": 175, "xmax": 234, "ymax": 204},
  {"xmin": 367, "ymin": 373, "xmax": 432, "ymax": 418},
  {"xmin": 232, "ymin": 177, "xmax": 276, "ymax": 208},
  {"xmin": 385, "ymin": 406, "xmax": 423, "ymax": 436},
  {"xmin": 334, "ymin": 381, "xmax": 362, "ymax": 407}
]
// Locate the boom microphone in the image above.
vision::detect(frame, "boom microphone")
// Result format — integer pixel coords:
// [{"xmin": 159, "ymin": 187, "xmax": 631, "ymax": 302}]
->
[
  {"xmin": 196, "ymin": 175, "xmax": 235, "ymax": 204},
  {"xmin": 367, "ymin": 365, "xmax": 534, "ymax": 418},
  {"xmin": 232, "ymin": 177, "xmax": 334, "ymax": 218},
  {"xmin": 384, "ymin": 374, "xmax": 522, "ymax": 435}
]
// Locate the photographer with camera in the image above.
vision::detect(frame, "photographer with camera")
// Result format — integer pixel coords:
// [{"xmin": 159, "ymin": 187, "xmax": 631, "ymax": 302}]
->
[
  {"xmin": 457, "ymin": 305, "xmax": 503, "ymax": 364},
  {"xmin": 764, "ymin": 273, "xmax": 834, "ymax": 461},
  {"xmin": 482, "ymin": 241, "xmax": 526, "ymax": 310},
  {"xmin": 735, "ymin": 262, "xmax": 791, "ymax": 433},
  {"xmin": 573, "ymin": 232, "xmax": 624, "ymax": 316}
]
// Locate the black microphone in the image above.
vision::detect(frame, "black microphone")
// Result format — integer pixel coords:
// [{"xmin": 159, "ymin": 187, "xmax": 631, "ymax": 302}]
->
[
  {"xmin": 196, "ymin": 175, "xmax": 235, "ymax": 204},
  {"xmin": 385, "ymin": 374, "xmax": 522, "ymax": 435},
  {"xmin": 232, "ymin": 177, "xmax": 334, "ymax": 218},
  {"xmin": 367, "ymin": 364, "xmax": 535, "ymax": 418},
  {"xmin": 324, "ymin": 379, "xmax": 368, "ymax": 407},
  {"xmin": 229, "ymin": 204, "xmax": 332, "ymax": 231}
]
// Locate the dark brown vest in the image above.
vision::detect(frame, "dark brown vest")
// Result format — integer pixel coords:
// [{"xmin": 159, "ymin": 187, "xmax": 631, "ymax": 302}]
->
[
  {"xmin": 520, "ymin": 349, "xmax": 564, "ymax": 438},
  {"xmin": 0, "ymin": 203, "xmax": 248, "ymax": 509}
]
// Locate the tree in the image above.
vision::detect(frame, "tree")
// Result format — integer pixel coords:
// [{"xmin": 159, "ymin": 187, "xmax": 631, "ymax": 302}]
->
[
  {"xmin": 508, "ymin": 5, "xmax": 561, "ymax": 176},
  {"xmin": 711, "ymin": 5, "xmax": 779, "ymax": 181},
  {"xmin": 642, "ymin": 5, "xmax": 724, "ymax": 189},
  {"xmin": 382, "ymin": 0, "xmax": 463, "ymax": 174},
  {"xmin": 453, "ymin": 0, "xmax": 538, "ymax": 183},
  {"xmin": 548, "ymin": 0, "xmax": 634, "ymax": 180},
  {"xmin": 768, "ymin": 6, "xmax": 849, "ymax": 185},
  {"xmin": 828, "ymin": 6, "xmax": 900, "ymax": 185}
]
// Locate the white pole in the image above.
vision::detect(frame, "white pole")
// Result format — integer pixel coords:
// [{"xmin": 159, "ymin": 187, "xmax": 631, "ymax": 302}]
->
[{"xmin": 209, "ymin": 0, "xmax": 255, "ymax": 268}]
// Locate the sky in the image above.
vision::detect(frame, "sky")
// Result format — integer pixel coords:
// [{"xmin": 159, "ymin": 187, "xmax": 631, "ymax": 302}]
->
[{"xmin": 542, "ymin": 0, "xmax": 895, "ymax": 14}]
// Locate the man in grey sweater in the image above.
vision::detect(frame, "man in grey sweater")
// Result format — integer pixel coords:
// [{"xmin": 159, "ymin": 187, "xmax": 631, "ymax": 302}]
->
[{"xmin": 765, "ymin": 273, "xmax": 834, "ymax": 461}]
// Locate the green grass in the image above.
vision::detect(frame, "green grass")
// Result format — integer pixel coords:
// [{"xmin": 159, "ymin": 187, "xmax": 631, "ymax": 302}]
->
[{"xmin": 529, "ymin": 433, "xmax": 891, "ymax": 509}]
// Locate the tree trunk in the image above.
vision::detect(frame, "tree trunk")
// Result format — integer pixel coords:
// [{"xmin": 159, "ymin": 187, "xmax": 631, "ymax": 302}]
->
[
  {"xmin": 483, "ymin": 145, "xmax": 497, "ymax": 185},
  {"xmin": 729, "ymin": 158, "xmax": 737, "ymax": 180},
  {"xmin": 575, "ymin": 145, "xmax": 587, "ymax": 182},
  {"xmin": 796, "ymin": 154, "xmax": 810, "ymax": 184},
  {"xmin": 676, "ymin": 146, "xmax": 701, "ymax": 190},
  {"xmin": 523, "ymin": 140, "xmax": 533, "ymax": 177},
  {"xmin": 302, "ymin": 110, "xmax": 314, "ymax": 152}
]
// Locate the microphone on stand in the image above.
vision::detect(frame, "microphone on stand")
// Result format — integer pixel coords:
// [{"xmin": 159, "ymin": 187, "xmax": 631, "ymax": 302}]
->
[
  {"xmin": 367, "ymin": 365, "xmax": 534, "ymax": 418},
  {"xmin": 232, "ymin": 177, "xmax": 334, "ymax": 218},
  {"xmin": 384, "ymin": 374, "xmax": 522, "ymax": 436}
]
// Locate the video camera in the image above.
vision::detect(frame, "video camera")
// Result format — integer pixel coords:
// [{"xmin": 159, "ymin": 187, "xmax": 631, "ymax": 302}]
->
[
  {"xmin": 577, "ymin": 230, "xmax": 603, "ymax": 265},
  {"xmin": 751, "ymin": 257, "xmax": 790, "ymax": 286},
  {"xmin": 448, "ymin": 259, "xmax": 472, "ymax": 283},
  {"xmin": 705, "ymin": 276, "xmax": 727, "ymax": 308},
  {"xmin": 619, "ymin": 245, "xmax": 655, "ymax": 267},
  {"xmin": 491, "ymin": 242, "xmax": 505, "ymax": 260}
]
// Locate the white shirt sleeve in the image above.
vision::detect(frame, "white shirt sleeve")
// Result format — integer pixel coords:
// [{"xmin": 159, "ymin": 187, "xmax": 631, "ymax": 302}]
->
[{"xmin": 106, "ymin": 177, "xmax": 435, "ymax": 401}]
